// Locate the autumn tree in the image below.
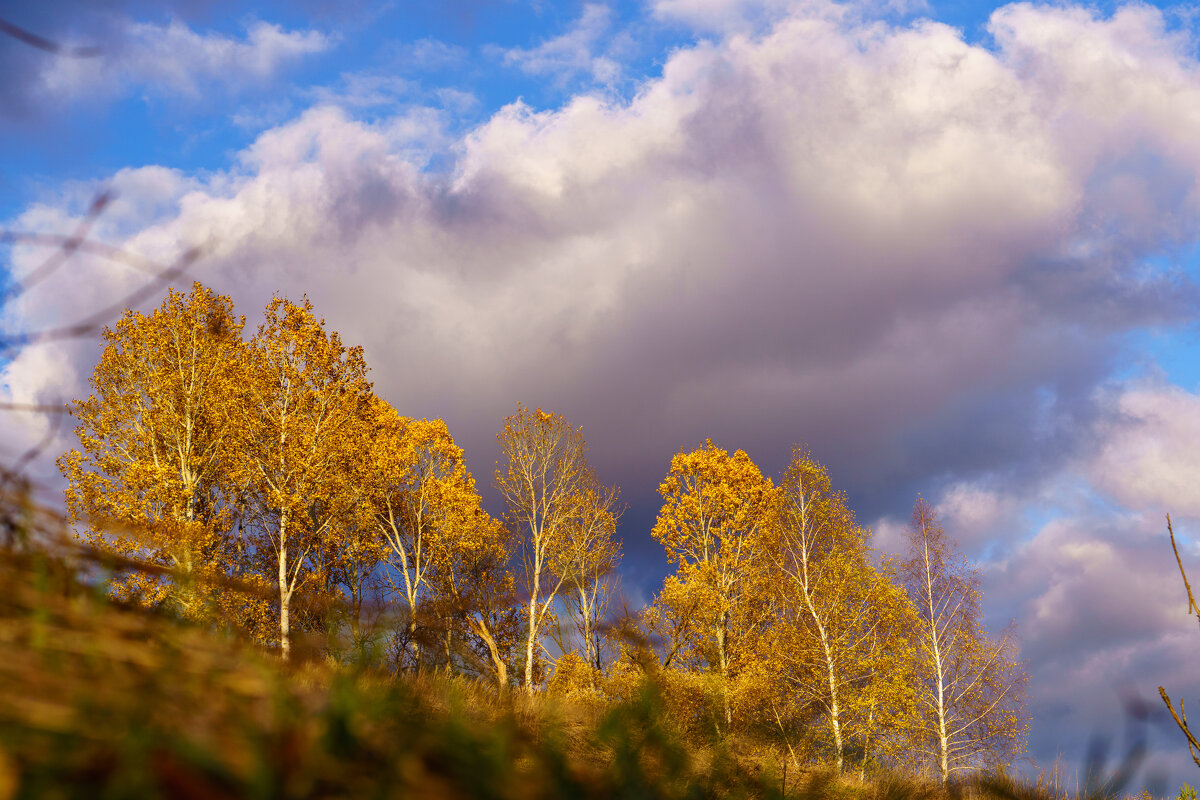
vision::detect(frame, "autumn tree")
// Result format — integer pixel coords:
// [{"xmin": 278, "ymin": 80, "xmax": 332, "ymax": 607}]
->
[
  {"xmin": 496, "ymin": 405, "xmax": 594, "ymax": 692},
  {"xmin": 650, "ymin": 439, "xmax": 775, "ymax": 732},
  {"xmin": 429, "ymin": 507, "xmax": 519, "ymax": 687},
  {"xmin": 360, "ymin": 399, "xmax": 503, "ymax": 670},
  {"xmin": 231, "ymin": 296, "xmax": 373, "ymax": 659},
  {"xmin": 758, "ymin": 447, "xmax": 917, "ymax": 774},
  {"xmin": 551, "ymin": 473, "xmax": 623, "ymax": 678},
  {"xmin": 899, "ymin": 497, "xmax": 1027, "ymax": 782},
  {"xmin": 307, "ymin": 500, "xmax": 385, "ymax": 652},
  {"xmin": 58, "ymin": 282, "xmax": 246, "ymax": 619}
]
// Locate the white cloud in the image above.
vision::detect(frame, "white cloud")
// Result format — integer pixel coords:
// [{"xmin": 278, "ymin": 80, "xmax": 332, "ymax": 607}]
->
[
  {"xmin": 497, "ymin": 4, "xmax": 622, "ymax": 85},
  {"xmin": 40, "ymin": 19, "xmax": 331, "ymax": 100},
  {"xmin": 649, "ymin": 0, "xmax": 927, "ymax": 33},
  {"xmin": 391, "ymin": 37, "xmax": 469, "ymax": 72},
  {"xmin": 650, "ymin": 0, "xmax": 806, "ymax": 31}
]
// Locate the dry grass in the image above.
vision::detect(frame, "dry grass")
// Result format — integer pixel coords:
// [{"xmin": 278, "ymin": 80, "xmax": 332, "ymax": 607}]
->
[{"xmin": 0, "ymin": 478, "xmax": 1170, "ymax": 800}]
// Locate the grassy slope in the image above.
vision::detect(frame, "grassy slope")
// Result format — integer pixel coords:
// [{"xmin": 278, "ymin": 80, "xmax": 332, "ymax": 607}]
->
[{"xmin": 0, "ymin": 491, "xmax": 1150, "ymax": 800}]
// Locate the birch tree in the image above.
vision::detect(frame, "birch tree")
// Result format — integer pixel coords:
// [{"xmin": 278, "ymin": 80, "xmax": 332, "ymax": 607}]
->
[
  {"xmin": 650, "ymin": 439, "xmax": 774, "ymax": 732},
  {"xmin": 431, "ymin": 507, "xmax": 519, "ymax": 687},
  {"xmin": 361, "ymin": 403, "xmax": 482, "ymax": 668},
  {"xmin": 759, "ymin": 447, "xmax": 917, "ymax": 774},
  {"xmin": 552, "ymin": 474, "xmax": 622, "ymax": 677},
  {"xmin": 232, "ymin": 296, "xmax": 372, "ymax": 659},
  {"xmin": 59, "ymin": 282, "xmax": 244, "ymax": 619},
  {"xmin": 899, "ymin": 497, "xmax": 1027, "ymax": 781},
  {"xmin": 495, "ymin": 405, "xmax": 590, "ymax": 691}
]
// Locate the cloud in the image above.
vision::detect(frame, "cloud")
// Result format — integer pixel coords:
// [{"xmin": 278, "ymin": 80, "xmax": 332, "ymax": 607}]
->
[
  {"xmin": 495, "ymin": 4, "xmax": 622, "ymax": 86},
  {"xmin": 1088, "ymin": 382, "xmax": 1200, "ymax": 521},
  {"xmin": 7, "ymin": 2, "xmax": 1200, "ymax": 534},
  {"xmin": 648, "ymin": 0, "xmax": 928, "ymax": 33},
  {"xmin": 38, "ymin": 18, "xmax": 330, "ymax": 101},
  {"xmin": 388, "ymin": 37, "xmax": 469, "ymax": 72},
  {"xmin": 649, "ymin": 0, "xmax": 806, "ymax": 31},
  {"xmin": 980, "ymin": 511, "xmax": 1199, "ymax": 781}
]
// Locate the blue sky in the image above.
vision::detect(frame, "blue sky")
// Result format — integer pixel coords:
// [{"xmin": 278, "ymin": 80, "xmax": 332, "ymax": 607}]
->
[{"xmin": 5, "ymin": 0, "xmax": 1200, "ymax": 789}]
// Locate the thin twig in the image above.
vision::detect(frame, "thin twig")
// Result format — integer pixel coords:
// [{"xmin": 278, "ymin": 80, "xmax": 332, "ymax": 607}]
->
[
  {"xmin": 1159, "ymin": 514, "xmax": 1200, "ymax": 768},
  {"xmin": 1159, "ymin": 687, "xmax": 1200, "ymax": 769},
  {"xmin": 1167, "ymin": 514, "xmax": 1200, "ymax": 630},
  {"xmin": 13, "ymin": 191, "xmax": 113, "ymax": 296}
]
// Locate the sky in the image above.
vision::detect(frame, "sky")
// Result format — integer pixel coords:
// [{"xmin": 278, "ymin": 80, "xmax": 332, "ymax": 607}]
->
[{"xmin": 3, "ymin": 0, "xmax": 1200, "ymax": 789}]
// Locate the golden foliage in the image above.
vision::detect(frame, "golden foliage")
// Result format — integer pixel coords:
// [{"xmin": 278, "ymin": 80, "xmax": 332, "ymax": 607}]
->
[{"xmin": 54, "ymin": 284, "xmax": 1030, "ymax": 783}]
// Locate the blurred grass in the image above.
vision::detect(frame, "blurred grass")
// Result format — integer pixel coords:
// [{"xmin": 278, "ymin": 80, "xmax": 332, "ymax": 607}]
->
[{"xmin": 0, "ymin": 476, "xmax": 1172, "ymax": 800}]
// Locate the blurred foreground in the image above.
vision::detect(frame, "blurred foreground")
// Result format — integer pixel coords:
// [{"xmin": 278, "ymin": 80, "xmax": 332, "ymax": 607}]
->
[{"xmin": 0, "ymin": 474, "xmax": 1158, "ymax": 799}]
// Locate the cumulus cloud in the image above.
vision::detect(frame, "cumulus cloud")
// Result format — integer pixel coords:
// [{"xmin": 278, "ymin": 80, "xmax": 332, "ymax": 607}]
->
[
  {"xmin": 981, "ymin": 511, "xmax": 1199, "ymax": 781},
  {"xmin": 6, "ymin": 3, "xmax": 1200, "ymax": 534}
]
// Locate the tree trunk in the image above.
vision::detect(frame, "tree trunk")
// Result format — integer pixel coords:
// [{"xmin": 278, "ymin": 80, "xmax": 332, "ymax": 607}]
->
[
  {"xmin": 580, "ymin": 585, "xmax": 598, "ymax": 685},
  {"xmin": 925, "ymin": 534, "xmax": 950, "ymax": 784},
  {"xmin": 471, "ymin": 614, "xmax": 508, "ymax": 689},
  {"xmin": 279, "ymin": 507, "xmax": 291, "ymax": 660},
  {"xmin": 822, "ymin": 631, "xmax": 844, "ymax": 773},
  {"xmin": 717, "ymin": 612, "xmax": 732, "ymax": 730},
  {"xmin": 525, "ymin": 596, "xmax": 538, "ymax": 692}
]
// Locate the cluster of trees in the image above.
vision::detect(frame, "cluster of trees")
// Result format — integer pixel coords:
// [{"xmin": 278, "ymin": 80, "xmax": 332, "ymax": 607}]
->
[
  {"xmin": 634, "ymin": 444, "xmax": 1026, "ymax": 780},
  {"xmin": 59, "ymin": 283, "xmax": 1026, "ymax": 782}
]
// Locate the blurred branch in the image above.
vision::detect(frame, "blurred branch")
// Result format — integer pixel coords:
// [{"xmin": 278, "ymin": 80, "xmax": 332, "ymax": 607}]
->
[
  {"xmin": 0, "ymin": 16, "xmax": 102, "ymax": 57},
  {"xmin": 11, "ymin": 408, "xmax": 62, "ymax": 478},
  {"xmin": 12, "ymin": 191, "xmax": 113, "ymax": 297},
  {"xmin": 0, "ymin": 190, "xmax": 204, "ymax": 476},
  {"xmin": 0, "ymin": 403, "xmax": 70, "ymax": 414},
  {"xmin": 1, "ymin": 229, "xmax": 168, "ymax": 277},
  {"xmin": 0, "ymin": 244, "xmax": 203, "ymax": 354}
]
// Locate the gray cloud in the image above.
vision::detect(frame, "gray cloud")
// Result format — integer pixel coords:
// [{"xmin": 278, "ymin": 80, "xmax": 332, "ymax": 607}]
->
[
  {"xmin": 980, "ymin": 511, "xmax": 1200, "ymax": 786},
  {"xmin": 8, "ymin": 2, "xmax": 1200, "ymax": 515}
]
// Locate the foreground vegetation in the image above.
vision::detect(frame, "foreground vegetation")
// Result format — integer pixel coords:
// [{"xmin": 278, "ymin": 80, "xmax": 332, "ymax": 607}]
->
[{"xmin": 0, "ymin": 481, "xmax": 1148, "ymax": 799}]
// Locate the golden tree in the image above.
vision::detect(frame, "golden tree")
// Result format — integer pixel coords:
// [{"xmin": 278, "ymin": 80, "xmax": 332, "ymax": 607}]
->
[
  {"xmin": 307, "ymin": 498, "xmax": 385, "ymax": 652},
  {"xmin": 495, "ymin": 405, "xmax": 591, "ymax": 692},
  {"xmin": 429, "ymin": 506, "xmax": 519, "ymax": 687},
  {"xmin": 360, "ymin": 399, "xmax": 502, "ymax": 670},
  {"xmin": 58, "ymin": 282, "xmax": 246, "ymax": 620},
  {"xmin": 231, "ymin": 296, "xmax": 373, "ymax": 659},
  {"xmin": 899, "ymin": 497, "xmax": 1027, "ymax": 782},
  {"xmin": 551, "ymin": 472, "xmax": 623, "ymax": 678},
  {"xmin": 758, "ymin": 447, "xmax": 917, "ymax": 774},
  {"xmin": 650, "ymin": 439, "xmax": 774, "ymax": 732}
]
